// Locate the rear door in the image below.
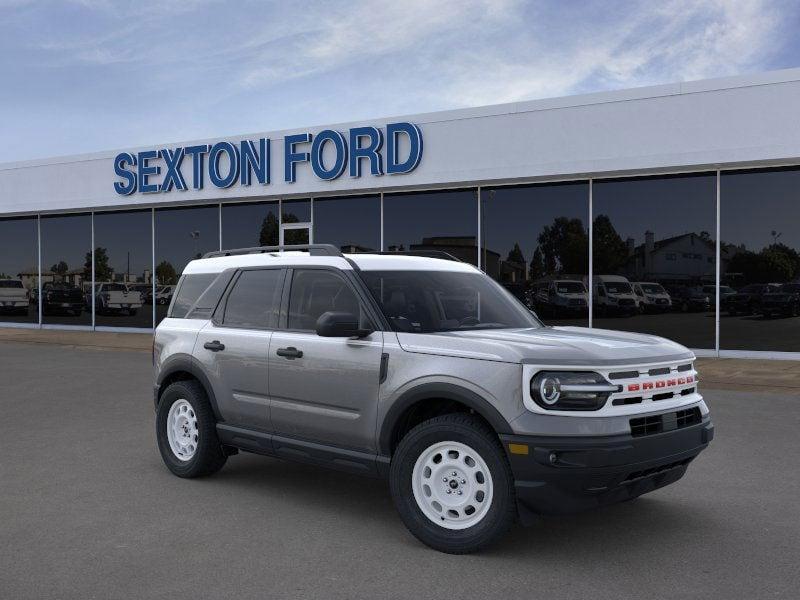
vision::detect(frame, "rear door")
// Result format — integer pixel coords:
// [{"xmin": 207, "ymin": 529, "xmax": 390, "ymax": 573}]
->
[
  {"xmin": 194, "ymin": 268, "xmax": 285, "ymax": 430},
  {"xmin": 268, "ymin": 267, "xmax": 383, "ymax": 452}
]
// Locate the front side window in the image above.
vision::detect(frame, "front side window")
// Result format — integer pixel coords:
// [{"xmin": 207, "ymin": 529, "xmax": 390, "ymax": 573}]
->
[
  {"xmin": 361, "ymin": 270, "xmax": 541, "ymax": 333},
  {"xmin": 287, "ymin": 269, "xmax": 363, "ymax": 331},
  {"xmin": 223, "ymin": 269, "xmax": 282, "ymax": 329}
]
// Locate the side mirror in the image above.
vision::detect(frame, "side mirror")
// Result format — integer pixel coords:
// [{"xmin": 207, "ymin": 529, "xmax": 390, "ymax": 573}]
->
[{"xmin": 315, "ymin": 311, "xmax": 373, "ymax": 338}]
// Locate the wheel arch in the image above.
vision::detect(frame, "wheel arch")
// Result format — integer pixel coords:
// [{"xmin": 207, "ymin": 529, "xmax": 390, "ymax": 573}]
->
[
  {"xmin": 155, "ymin": 355, "xmax": 222, "ymax": 421},
  {"xmin": 378, "ymin": 382, "xmax": 513, "ymax": 457}
]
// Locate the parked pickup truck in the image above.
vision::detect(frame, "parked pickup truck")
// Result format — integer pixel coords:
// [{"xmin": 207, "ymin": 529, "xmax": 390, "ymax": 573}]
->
[
  {"xmin": 0, "ymin": 279, "xmax": 30, "ymax": 315},
  {"xmin": 90, "ymin": 283, "xmax": 143, "ymax": 316},
  {"xmin": 41, "ymin": 282, "xmax": 84, "ymax": 315}
]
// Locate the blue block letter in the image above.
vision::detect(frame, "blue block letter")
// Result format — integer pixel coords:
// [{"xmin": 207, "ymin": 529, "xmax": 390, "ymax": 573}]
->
[
  {"xmin": 311, "ymin": 130, "xmax": 347, "ymax": 181},
  {"xmin": 386, "ymin": 122, "xmax": 423, "ymax": 175},
  {"xmin": 284, "ymin": 133, "xmax": 311, "ymax": 183},
  {"xmin": 113, "ymin": 152, "xmax": 137, "ymax": 195},
  {"xmin": 349, "ymin": 127, "xmax": 383, "ymax": 177},
  {"xmin": 240, "ymin": 139, "xmax": 270, "ymax": 186}
]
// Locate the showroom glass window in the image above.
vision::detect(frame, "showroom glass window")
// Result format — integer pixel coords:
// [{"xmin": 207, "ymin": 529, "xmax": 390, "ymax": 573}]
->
[
  {"xmin": 592, "ymin": 173, "xmax": 717, "ymax": 349},
  {"xmin": 313, "ymin": 195, "xmax": 380, "ymax": 252},
  {"xmin": 40, "ymin": 213, "xmax": 92, "ymax": 326},
  {"xmin": 93, "ymin": 210, "xmax": 153, "ymax": 329},
  {"xmin": 383, "ymin": 190, "xmax": 478, "ymax": 265},
  {"xmin": 481, "ymin": 182, "xmax": 589, "ymax": 326},
  {"xmin": 222, "ymin": 201, "xmax": 279, "ymax": 249},
  {"xmin": 0, "ymin": 216, "xmax": 39, "ymax": 324},
  {"xmin": 281, "ymin": 199, "xmax": 311, "ymax": 245},
  {"xmin": 154, "ymin": 205, "xmax": 219, "ymax": 324},
  {"xmin": 721, "ymin": 167, "xmax": 800, "ymax": 352}
]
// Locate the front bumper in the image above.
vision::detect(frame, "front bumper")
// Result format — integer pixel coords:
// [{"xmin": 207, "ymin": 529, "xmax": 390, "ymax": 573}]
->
[{"xmin": 500, "ymin": 416, "xmax": 713, "ymax": 519}]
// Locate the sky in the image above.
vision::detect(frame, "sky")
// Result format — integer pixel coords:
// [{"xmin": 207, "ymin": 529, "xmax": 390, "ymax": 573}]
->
[{"xmin": 1, "ymin": 0, "xmax": 799, "ymax": 163}]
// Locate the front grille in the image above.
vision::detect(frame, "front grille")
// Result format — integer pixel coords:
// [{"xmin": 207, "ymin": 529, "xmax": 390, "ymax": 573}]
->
[
  {"xmin": 618, "ymin": 298, "xmax": 635, "ymax": 306},
  {"xmin": 622, "ymin": 458, "xmax": 693, "ymax": 484},
  {"xmin": 609, "ymin": 370, "xmax": 640, "ymax": 380},
  {"xmin": 630, "ymin": 407, "xmax": 702, "ymax": 437},
  {"xmin": 613, "ymin": 396, "xmax": 643, "ymax": 406},
  {"xmin": 568, "ymin": 298, "xmax": 586, "ymax": 306}
]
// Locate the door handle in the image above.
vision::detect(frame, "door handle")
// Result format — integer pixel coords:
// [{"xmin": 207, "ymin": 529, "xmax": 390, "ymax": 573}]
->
[
  {"xmin": 276, "ymin": 346, "xmax": 303, "ymax": 359},
  {"xmin": 203, "ymin": 340, "xmax": 226, "ymax": 352}
]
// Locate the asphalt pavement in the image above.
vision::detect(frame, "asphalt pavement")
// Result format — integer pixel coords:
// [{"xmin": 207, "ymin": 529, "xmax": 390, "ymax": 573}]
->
[{"xmin": 0, "ymin": 342, "xmax": 798, "ymax": 599}]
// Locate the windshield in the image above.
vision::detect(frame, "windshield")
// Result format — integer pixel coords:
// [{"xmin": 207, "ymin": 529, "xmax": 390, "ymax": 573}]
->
[
  {"xmin": 605, "ymin": 282, "xmax": 632, "ymax": 294},
  {"xmin": 0, "ymin": 280, "xmax": 23, "ymax": 288},
  {"xmin": 361, "ymin": 270, "xmax": 542, "ymax": 333},
  {"xmin": 555, "ymin": 281, "xmax": 585, "ymax": 294},
  {"xmin": 640, "ymin": 283, "xmax": 665, "ymax": 294}
]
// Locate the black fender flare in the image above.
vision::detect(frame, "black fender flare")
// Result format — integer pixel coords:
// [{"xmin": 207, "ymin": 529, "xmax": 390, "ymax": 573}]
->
[
  {"xmin": 378, "ymin": 382, "xmax": 513, "ymax": 456},
  {"xmin": 155, "ymin": 354, "xmax": 223, "ymax": 422}
]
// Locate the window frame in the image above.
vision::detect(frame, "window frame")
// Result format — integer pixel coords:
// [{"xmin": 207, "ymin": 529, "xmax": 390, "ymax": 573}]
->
[
  {"xmin": 212, "ymin": 266, "xmax": 286, "ymax": 331},
  {"xmin": 278, "ymin": 266, "xmax": 381, "ymax": 333}
]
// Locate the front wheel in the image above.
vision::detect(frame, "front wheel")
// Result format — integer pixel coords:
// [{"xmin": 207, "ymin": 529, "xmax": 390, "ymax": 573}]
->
[
  {"xmin": 156, "ymin": 380, "xmax": 227, "ymax": 478},
  {"xmin": 390, "ymin": 414, "xmax": 516, "ymax": 554}
]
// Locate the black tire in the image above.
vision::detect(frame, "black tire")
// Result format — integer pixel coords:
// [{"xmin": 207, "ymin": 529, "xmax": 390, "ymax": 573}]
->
[
  {"xmin": 389, "ymin": 413, "xmax": 516, "ymax": 554},
  {"xmin": 156, "ymin": 380, "xmax": 227, "ymax": 478}
]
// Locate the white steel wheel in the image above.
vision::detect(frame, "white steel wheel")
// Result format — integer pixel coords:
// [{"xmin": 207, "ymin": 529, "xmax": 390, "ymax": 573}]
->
[
  {"xmin": 166, "ymin": 399, "xmax": 199, "ymax": 461},
  {"xmin": 411, "ymin": 440, "xmax": 494, "ymax": 530}
]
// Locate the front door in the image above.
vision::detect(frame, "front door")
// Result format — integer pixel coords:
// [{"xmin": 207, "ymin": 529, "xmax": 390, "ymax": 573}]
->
[
  {"xmin": 269, "ymin": 268, "xmax": 383, "ymax": 452},
  {"xmin": 194, "ymin": 268, "xmax": 285, "ymax": 431}
]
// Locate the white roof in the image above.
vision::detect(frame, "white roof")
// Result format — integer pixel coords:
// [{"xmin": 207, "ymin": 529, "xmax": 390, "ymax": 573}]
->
[{"xmin": 182, "ymin": 251, "xmax": 478, "ymax": 275}]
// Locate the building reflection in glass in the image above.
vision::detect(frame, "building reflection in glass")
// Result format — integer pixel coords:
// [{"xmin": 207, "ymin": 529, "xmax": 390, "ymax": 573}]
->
[{"xmin": 481, "ymin": 183, "xmax": 589, "ymax": 326}]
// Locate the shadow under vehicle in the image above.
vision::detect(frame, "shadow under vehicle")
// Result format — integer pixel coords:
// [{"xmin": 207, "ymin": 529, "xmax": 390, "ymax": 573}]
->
[
  {"xmin": 724, "ymin": 283, "xmax": 781, "ymax": 316},
  {"xmin": 531, "ymin": 279, "xmax": 588, "ymax": 318},
  {"xmin": 632, "ymin": 281, "xmax": 672, "ymax": 313},
  {"xmin": 667, "ymin": 286, "xmax": 711, "ymax": 313},
  {"xmin": 759, "ymin": 283, "xmax": 800, "ymax": 318},
  {"xmin": 0, "ymin": 279, "xmax": 30, "ymax": 315},
  {"xmin": 39, "ymin": 282, "xmax": 84, "ymax": 316}
]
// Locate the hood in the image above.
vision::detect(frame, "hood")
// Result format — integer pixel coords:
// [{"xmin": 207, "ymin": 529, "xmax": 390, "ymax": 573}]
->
[{"xmin": 396, "ymin": 326, "xmax": 693, "ymax": 366}]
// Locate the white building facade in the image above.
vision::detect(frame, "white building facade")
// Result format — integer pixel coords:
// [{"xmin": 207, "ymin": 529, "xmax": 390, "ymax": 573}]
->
[{"xmin": 2, "ymin": 69, "xmax": 800, "ymax": 358}]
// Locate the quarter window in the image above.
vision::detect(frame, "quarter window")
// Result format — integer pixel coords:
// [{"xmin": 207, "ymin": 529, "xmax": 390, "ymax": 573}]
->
[
  {"xmin": 223, "ymin": 269, "xmax": 282, "ymax": 329},
  {"xmin": 170, "ymin": 274, "xmax": 217, "ymax": 318}
]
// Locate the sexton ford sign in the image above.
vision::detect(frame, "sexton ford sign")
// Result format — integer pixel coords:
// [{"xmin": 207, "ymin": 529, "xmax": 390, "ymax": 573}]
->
[{"xmin": 112, "ymin": 122, "xmax": 423, "ymax": 195}]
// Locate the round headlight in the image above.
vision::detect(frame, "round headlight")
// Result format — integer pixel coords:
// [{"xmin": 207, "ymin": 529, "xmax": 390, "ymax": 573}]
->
[{"xmin": 539, "ymin": 376, "xmax": 561, "ymax": 404}]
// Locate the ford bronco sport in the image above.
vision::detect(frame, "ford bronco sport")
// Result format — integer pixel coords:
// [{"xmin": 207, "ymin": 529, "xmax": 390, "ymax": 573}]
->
[{"xmin": 153, "ymin": 244, "xmax": 713, "ymax": 554}]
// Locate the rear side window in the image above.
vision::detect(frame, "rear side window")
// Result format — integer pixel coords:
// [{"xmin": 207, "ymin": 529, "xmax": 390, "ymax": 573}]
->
[
  {"xmin": 170, "ymin": 274, "xmax": 217, "ymax": 318},
  {"xmin": 287, "ymin": 269, "xmax": 364, "ymax": 330},
  {"xmin": 223, "ymin": 269, "xmax": 283, "ymax": 329}
]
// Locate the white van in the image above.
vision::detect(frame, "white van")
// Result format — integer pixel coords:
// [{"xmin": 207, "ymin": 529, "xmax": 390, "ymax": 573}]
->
[
  {"xmin": 632, "ymin": 282, "xmax": 672, "ymax": 313},
  {"xmin": 589, "ymin": 275, "xmax": 638, "ymax": 316}
]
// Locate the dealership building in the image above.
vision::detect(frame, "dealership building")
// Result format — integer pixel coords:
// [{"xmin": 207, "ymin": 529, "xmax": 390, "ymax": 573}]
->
[{"xmin": 1, "ymin": 68, "xmax": 800, "ymax": 359}]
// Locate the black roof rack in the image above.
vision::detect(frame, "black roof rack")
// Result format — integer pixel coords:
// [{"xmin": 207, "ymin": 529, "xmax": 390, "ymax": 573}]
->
[
  {"xmin": 372, "ymin": 250, "xmax": 463, "ymax": 262},
  {"xmin": 203, "ymin": 244, "xmax": 343, "ymax": 259}
]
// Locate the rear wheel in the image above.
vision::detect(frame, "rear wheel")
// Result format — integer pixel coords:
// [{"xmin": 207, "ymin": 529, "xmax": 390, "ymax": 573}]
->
[
  {"xmin": 390, "ymin": 414, "xmax": 516, "ymax": 554},
  {"xmin": 156, "ymin": 380, "xmax": 227, "ymax": 478}
]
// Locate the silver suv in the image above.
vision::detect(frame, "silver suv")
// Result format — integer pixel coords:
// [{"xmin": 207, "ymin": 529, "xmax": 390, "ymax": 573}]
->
[{"xmin": 153, "ymin": 244, "xmax": 713, "ymax": 553}]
